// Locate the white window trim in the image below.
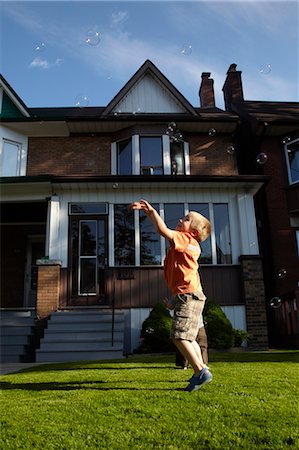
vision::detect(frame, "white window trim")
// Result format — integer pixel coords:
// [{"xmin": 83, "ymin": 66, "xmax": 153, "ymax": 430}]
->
[
  {"xmin": 1, "ymin": 138, "xmax": 22, "ymax": 177},
  {"xmin": 184, "ymin": 141, "xmax": 190, "ymax": 175},
  {"xmin": 111, "ymin": 134, "xmax": 190, "ymax": 176},
  {"xmin": 285, "ymin": 137, "xmax": 299, "ymax": 185},
  {"xmin": 111, "ymin": 142, "xmax": 117, "ymax": 175}
]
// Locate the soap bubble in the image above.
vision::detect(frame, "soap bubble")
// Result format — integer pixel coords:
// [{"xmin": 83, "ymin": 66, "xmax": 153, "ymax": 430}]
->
[
  {"xmin": 256, "ymin": 153, "xmax": 268, "ymax": 165},
  {"xmin": 282, "ymin": 136, "xmax": 291, "ymax": 144},
  {"xmin": 259, "ymin": 64, "xmax": 271, "ymax": 75},
  {"xmin": 75, "ymin": 94, "xmax": 89, "ymax": 108},
  {"xmin": 170, "ymin": 131, "xmax": 183, "ymax": 143},
  {"xmin": 227, "ymin": 145, "xmax": 235, "ymax": 154},
  {"xmin": 167, "ymin": 122, "xmax": 176, "ymax": 132},
  {"xmin": 277, "ymin": 269, "xmax": 287, "ymax": 279},
  {"xmin": 208, "ymin": 128, "xmax": 216, "ymax": 137},
  {"xmin": 35, "ymin": 42, "xmax": 46, "ymax": 52},
  {"xmin": 181, "ymin": 44, "xmax": 192, "ymax": 55},
  {"xmin": 85, "ymin": 29, "xmax": 101, "ymax": 46},
  {"xmin": 270, "ymin": 297, "xmax": 282, "ymax": 309}
]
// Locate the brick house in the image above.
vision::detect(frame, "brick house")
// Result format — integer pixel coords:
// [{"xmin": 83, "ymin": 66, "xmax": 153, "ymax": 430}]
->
[
  {"xmin": 1, "ymin": 59, "xmax": 295, "ymax": 362},
  {"xmin": 221, "ymin": 64, "xmax": 299, "ymax": 348}
]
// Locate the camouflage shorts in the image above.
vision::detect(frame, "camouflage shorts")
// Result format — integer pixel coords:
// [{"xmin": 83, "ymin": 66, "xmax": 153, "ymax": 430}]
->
[{"xmin": 170, "ymin": 292, "xmax": 206, "ymax": 341}]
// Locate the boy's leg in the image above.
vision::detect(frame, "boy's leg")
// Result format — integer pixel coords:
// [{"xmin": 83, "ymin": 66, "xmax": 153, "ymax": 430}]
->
[{"xmin": 173, "ymin": 338, "xmax": 204, "ymax": 374}]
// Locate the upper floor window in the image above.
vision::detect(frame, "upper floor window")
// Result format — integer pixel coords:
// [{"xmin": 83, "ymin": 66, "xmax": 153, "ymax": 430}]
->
[
  {"xmin": 170, "ymin": 141, "xmax": 185, "ymax": 175},
  {"xmin": 112, "ymin": 133, "xmax": 190, "ymax": 176},
  {"xmin": 117, "ymin": 138, "xmax": 132, "ymax": 175},
  {"xmin": 0, "ymin": 139, "xmax": 22, "ymax": 176},
  {"xmin": 140, "ymin": 137, "xmax": 163, "ymax": 175},
  {"xmin": 285, "ymin": 138, "xmax": 299, "ymax": 184}
]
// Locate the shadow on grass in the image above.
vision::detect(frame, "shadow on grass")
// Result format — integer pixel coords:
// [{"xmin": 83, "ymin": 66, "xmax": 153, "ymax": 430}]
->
[{"xmin": 0, "ymin": 379, "xmax": 185, "ymax": 392}]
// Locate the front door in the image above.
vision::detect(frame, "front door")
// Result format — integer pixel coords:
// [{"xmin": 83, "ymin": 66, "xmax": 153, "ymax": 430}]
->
[{"xmin": 69, "ymin": 216, "xmax": 108, "ymax": 305}]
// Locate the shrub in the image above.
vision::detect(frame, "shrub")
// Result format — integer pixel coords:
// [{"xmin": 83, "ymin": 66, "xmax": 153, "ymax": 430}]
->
[
  {"xmin": 204, "ymin": 301, "xmax": 235, "ymax": 349},
  {"xmin": 136, "ymin": 303, "xmax": 175, "ymax": 353},
  {"xmin": 233, "ymin": 328, "xmax": 250, "ymax": 347}
]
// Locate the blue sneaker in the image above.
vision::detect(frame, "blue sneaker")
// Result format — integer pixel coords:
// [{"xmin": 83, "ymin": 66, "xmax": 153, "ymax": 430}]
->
[{"xmin": 185, "ymin": 368, "xmax": 212, "ymax": 392}]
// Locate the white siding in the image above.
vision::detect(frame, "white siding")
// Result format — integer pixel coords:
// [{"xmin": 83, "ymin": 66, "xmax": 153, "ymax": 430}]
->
[
  {"xmin": 221, "ymin": 305, "xmax": 247, "ymax": 332},
  {"xmin": 113, "ymin": 74, "xmax": 187, "ymax": 114},
  {"xmin": 125, "ymin": 307, "xmax": 152, "ymax": 353}
]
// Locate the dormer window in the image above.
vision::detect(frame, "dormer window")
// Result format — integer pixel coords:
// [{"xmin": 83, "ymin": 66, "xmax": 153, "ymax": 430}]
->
[{"xmin": 112, "ymin": 132, "xmax": 190, "ymax": 176}]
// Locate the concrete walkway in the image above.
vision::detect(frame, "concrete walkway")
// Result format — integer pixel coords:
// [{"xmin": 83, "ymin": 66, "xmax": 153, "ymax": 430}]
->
[{"xmin": 0, "ymin": 362, "xmax": 46, "ymax": 375}]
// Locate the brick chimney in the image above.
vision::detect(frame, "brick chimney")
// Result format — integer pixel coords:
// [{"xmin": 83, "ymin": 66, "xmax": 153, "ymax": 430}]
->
[
  {"xmin": 222, "ymin": 63, "xmax": 244, "ymax": 111},
  {"xmin": 199, "ymin": 72, "xmax": 215, "ymax": 108}
]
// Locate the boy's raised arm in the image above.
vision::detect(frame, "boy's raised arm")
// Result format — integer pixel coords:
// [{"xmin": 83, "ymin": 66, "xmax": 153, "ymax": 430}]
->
[{"xmin": 128, "ymin": 199, "xmax": 174, "ymax": 241}]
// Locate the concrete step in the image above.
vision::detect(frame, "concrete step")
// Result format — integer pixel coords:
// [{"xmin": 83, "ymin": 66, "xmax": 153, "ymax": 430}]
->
[
  {"xmin": 0, "ymin": 335, "xmax": 30, "ymax": 345},
  {"xmin": 0, "ymin": 309, "xmax": 35, "ymax": 318},
  {"xmin": 39, "ymin": 341, "xmax": 123, "ymax": 351},
  {"xmin": 36, "ymin": 349, "xmax": 124, "ymax": 362},
  {"xmin": 45, "ymin": 322, "xmax": 123, "ymax": 332},
  {"xmin": 0, "ymin": 326, "xmax": 34, "ymax": 336},
  {"xmin": 0, "ymin": 317, "xmax": 35, "ymax": 327},
  {"xmin": 49, "ymin": 313, "xmax": 124, "ymax": 323},
  {"xmin": 43, "ymin": 331, "xmax": 123, "ymax": 341},
  {"xmin": 0, "ymin": 344, "xmax": 27, "ymax": 356}
]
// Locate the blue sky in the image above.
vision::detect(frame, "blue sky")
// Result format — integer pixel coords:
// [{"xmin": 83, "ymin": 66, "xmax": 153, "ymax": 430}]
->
[{"xmin": 0, "ymin": 0, "xmax": 298, "ymax": 110}]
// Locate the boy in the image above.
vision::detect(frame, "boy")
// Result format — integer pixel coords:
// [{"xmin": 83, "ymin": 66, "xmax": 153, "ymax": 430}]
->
[{"xmin": 129, "ymin": 199, "xmax": 212, "ymax": 392}]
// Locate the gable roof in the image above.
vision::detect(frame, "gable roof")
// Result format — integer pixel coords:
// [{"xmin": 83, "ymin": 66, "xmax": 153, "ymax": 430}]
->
[
  {"xmin": 102, "ymin": 59, "xmax": 198, "ymax": 116},
  {"xmin": 0, "ymin": 74, "xmax": 30, "ymax": 118}
]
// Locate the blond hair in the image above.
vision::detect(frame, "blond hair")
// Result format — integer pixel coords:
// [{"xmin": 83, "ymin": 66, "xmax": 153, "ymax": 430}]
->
[{"xmin": 189, "ymin": 211, "xmax": 211, "ymax": 242}]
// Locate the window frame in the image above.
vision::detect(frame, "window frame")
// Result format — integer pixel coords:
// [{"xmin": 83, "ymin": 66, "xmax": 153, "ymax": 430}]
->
[
  {"xmin": 112, "ymin": 201, "xmax": 234, "ymax": 267},
  {"xmin": 284, "ymin": 137, "xmax": 299, "ymax": 185},
  {"xmin": 0, "ymin": 138, "xmax": 22, "ymax": 177},
  {"xmin": 111, "ymin": 133, "xmax": 190, "ymax": 176}
]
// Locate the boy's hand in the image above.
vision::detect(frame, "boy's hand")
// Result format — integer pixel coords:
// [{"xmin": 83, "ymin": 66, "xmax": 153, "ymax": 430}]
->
[{"xmin": 128, "ymin": 199, "xmax": 153, "ymax": 213}]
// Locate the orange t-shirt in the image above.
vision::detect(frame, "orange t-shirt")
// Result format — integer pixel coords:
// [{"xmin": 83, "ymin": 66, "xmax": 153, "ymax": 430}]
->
[{"xmin": 164, "ymin": 231, "xmax": 204, "ymax": 295}]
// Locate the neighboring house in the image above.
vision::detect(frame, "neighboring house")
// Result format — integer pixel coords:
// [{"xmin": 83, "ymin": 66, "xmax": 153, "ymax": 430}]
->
[
  {"xmin": 1, "ymin": 59, "xmax": 296, "ymax": 362},
  {"xmin": 221, "ymin": 64, "xmax": 299, "ymax": 348}
]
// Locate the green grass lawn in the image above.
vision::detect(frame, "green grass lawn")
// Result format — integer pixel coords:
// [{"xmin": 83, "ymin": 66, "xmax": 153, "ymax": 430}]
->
[{"xmin": 1, "ymin": 351, "xmax": 298, "ymax": 450}]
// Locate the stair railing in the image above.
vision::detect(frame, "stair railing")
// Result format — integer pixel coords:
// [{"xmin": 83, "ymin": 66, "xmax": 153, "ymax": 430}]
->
[{"xmin": 111, "ymin": 270, "xmax": 115, "ymax": 347}]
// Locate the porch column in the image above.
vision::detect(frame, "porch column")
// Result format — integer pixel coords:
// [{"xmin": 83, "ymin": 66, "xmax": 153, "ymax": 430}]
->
[
  {"xmin": 45, "ymin": 195, "xmax": 60, "ymax": 260},
  {"xmin": 36, "ymin": 259, "xmax": 62, "ymax": 319},
  {"xmin": 239, "ymin": 255, "xmax": 269, "ymax": 349}
]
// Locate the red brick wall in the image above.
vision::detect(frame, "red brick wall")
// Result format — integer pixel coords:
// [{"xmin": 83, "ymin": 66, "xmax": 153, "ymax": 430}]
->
[
  {"xmin": 260, "ymin": 137, "xmax": 299, "ymax": 297},
  {"xmin": 27, "ymin": 137, "xmax": 111, "ymax": 176},
  {"xmin": 36, "ymin": 264, "xmax": 61, "ymax": 318},
  {"xmin": 239, "ymin": 255, "xmax": 268, "ymax": 349},
  {"xmin": 189, "ymin": 135, "xmax": 238, "ymax": 175},
  {"xmin": 27, "ymin": 135, "xmax": 238, "ymax": 177}
]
